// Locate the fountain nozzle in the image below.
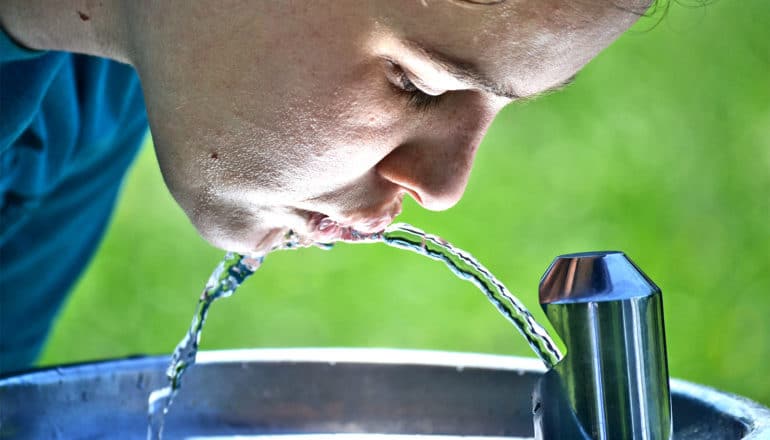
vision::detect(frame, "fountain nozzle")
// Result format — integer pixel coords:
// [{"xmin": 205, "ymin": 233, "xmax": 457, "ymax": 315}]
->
[{"xmin": 533, "ymin": 251, "xmax": 672, "ymax": 440}]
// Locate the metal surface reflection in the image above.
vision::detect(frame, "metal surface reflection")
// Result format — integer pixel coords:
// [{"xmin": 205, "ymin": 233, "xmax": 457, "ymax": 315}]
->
[
  {"xmin": 535, "ymin": 251, "xmax": 672, "ymax": 440},
  {"xmin": 1, "ymin": 349, "xmax": 768, "ymax": 438}
]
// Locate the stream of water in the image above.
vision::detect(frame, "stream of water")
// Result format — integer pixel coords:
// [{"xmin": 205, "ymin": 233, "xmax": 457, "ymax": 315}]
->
[
  {"xmin": 147, "ymin": 222, "xmax": 563, "ymax": 439},
  {"xmin": 377, "ymin": 223, "xmax": 563, "ymax": 368},
  {"xmin": 146, "ymin": 252, "xmax": 265, "ymax": 440}
]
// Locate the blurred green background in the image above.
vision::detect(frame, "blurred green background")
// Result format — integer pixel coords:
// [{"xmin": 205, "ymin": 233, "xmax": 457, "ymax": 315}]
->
[{"xmin": 40, "ymin": 1, "xmax": 769, "ymax": 405}]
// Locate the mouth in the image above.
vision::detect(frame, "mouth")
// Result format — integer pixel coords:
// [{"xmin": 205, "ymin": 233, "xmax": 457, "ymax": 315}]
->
[
  {"xmin": 303, "ymin": 212, "xmax": 393, "ymax": 245},
  {"xmin": 262, "ymin": 200, "xmax": 403, "ymax": 253}
]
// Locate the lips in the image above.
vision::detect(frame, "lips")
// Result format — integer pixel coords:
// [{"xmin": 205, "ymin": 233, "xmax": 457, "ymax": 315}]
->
[{"xmin": 305, "ymin": 210, "xmax": 397, "ymax": 244}]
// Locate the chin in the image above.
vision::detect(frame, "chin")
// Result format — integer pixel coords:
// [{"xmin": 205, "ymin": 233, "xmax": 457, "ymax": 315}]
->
[
  {"xmin": 194, "ymin": 223, "xmax": 273, "ymax": 254},
  {"xmin": 184, "ymin": 205, "xmax": 290, "ymax": 254}
]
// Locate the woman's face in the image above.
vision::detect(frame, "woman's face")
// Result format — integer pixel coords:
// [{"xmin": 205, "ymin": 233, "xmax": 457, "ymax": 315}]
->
[{"xmin": 129, "ymin": 0, "xmax": 648, "ymax": 254}]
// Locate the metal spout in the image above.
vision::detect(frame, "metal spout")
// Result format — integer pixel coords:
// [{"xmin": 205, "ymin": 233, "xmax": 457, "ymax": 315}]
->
[{"xmin": 533, "ymin": 251, "xmax": 672, "ymax": 440}]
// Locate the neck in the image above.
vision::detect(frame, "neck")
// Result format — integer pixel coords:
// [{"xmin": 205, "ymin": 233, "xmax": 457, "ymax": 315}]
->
[{"xmin": 0, "ymin": 0, "xmax": 131, "ymax": 64}]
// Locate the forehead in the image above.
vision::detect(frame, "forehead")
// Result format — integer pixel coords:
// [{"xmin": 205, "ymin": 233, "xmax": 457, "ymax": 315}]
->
[{"xmin": 379, "ymin": 0, "xmax": 646, "ymax": 96}]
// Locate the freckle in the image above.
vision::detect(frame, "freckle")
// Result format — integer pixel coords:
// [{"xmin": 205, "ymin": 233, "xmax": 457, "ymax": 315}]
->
[
  {"xmin": 210, "ymin": 152, "xmax": 219, "ymax": 160},
  {"xmin": 77, "ymin": 11, "xmax": 90, "ymax": 21}
]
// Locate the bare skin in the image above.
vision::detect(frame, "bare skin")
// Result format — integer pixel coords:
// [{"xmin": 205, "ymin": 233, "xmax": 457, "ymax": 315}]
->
[{"xmin": 0, "ymin": 0, "xmax": 650, "ymax": 254}]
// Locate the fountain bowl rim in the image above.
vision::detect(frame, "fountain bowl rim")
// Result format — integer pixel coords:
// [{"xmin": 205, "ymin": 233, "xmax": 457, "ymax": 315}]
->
[{"xmin": 2, "ymin": 348, "xmax": 769, "ymax": 437}]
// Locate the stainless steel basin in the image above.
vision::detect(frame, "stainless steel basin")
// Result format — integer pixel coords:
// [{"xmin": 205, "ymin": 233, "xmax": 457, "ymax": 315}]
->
[{"xmin": 1, "ymin": 349, "xmax": 769, "ymax": 439}]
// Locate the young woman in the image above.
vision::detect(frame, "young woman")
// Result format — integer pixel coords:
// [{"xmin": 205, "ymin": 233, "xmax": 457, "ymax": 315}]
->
[{"xmin": 0, "ymin": 0, "xmax": 651, "ymax": 373}]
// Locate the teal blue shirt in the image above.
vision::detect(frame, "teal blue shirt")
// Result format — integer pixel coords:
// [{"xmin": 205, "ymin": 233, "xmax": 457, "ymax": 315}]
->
[{"xmin": 0, "ymin": 29, "xmax": 148, "ymax": 374}]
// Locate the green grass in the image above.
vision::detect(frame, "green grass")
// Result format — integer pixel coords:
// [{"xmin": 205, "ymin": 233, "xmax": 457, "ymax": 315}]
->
[{"xmin": 41, "ymin": 1, "xmax": 770, "ymax": 406}]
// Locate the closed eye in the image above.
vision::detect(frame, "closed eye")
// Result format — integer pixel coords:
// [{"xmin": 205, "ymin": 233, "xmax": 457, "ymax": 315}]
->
[{"xmin": 385, "ymin": 60, "xmax": 445, "ymax": 111}]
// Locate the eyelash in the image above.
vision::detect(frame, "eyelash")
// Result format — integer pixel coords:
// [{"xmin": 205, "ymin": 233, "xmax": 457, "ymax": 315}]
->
[{"xmin": 390, "ymin": 64, "xmax": 445, "ymax": 111}]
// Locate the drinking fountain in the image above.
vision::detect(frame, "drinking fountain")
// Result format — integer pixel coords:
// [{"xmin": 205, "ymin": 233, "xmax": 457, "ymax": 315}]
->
[
  {"xmin": 534, "ymin": 251, "xmax": 671, "ymax": 439},
  {"xmin": 1, "ymin": 251, "xmax": 769, "ymax": 439}
]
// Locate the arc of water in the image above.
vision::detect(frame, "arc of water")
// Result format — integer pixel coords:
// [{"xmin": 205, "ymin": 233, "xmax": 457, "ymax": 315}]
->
[{"xmin": 147, "ymin": 223, "xmax": 563, "ymax": 440}]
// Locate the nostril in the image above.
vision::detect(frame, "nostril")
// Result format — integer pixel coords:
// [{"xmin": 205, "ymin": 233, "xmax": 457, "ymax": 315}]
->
[{"xmin": 401, "ymin": 187, "xmax": 423, "ymax": 207}]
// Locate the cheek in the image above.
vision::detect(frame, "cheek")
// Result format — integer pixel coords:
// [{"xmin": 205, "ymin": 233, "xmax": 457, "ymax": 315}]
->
[
  {"xmin": 160, "ymin": 52, "xmax": 410, "ymax": 204},
  {"xmin": 203, "ymin": 99, "xmax": 403, "ymax": 205},
  {"xmin": 329, "ymin": 93, "xmax": 403, "ymax": 157},
  {"xmin": 283, "ymin": 77, "xmax": 409, "ymax": 185}
]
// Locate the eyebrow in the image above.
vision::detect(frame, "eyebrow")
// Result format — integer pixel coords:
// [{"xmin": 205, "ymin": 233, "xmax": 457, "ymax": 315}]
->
[{"xmin": 403, "ymin": 40, "xmax": 578, "ymax": 100}]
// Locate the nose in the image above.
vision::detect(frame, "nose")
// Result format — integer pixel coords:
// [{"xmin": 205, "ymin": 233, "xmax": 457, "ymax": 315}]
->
[{"xmin": 375, "ymin": 96, "xmax": 496, "ymax": 211}]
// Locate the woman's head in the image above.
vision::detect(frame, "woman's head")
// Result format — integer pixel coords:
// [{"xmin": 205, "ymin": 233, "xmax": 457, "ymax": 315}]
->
[{"xmin": 127, "ymin": 0, "xmax": 651, "ymax": 253}]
